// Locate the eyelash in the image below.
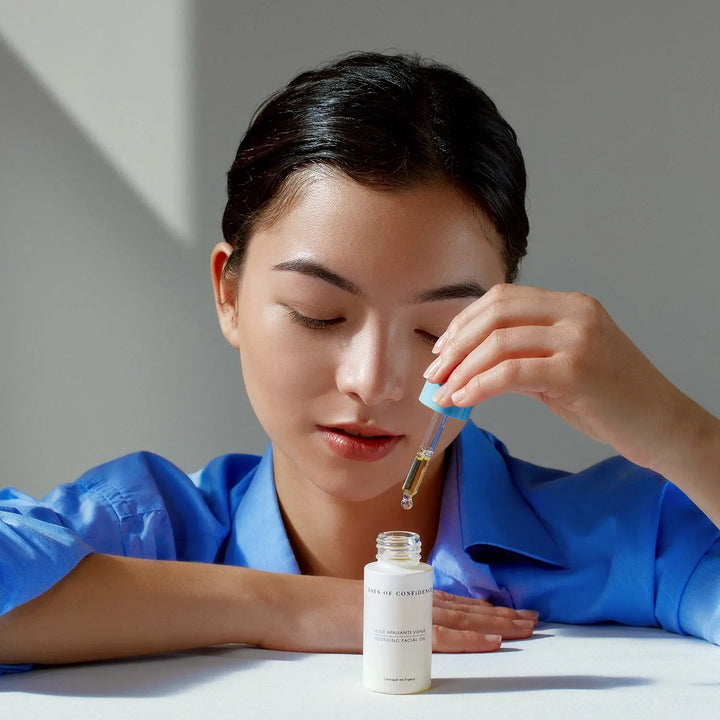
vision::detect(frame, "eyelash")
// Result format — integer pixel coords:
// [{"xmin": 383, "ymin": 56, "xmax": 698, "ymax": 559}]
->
[
  {"xmin": 286, "ymin": 308, "xmax": 344, "ymax": 330},
  {"xmin": 416, "ymin": 330, "xmax": 439, "ymax": 347},
  {"xmin": 285, "ymin": 307, "xmax": 439, "ymax": 345}
]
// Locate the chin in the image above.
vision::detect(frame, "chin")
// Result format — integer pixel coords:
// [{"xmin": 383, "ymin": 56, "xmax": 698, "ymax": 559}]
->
[{"xmin": 314, "ymin": 469, "xmax": 400, "ymax": 505}]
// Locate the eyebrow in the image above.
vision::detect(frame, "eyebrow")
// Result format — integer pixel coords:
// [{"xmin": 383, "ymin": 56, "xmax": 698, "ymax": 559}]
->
[
  {"xmin": 272, "ymin": 259, "xmax": 363, "ymax": 296},
  {"xmin": 272, "ymin": 258, "xmax": 486, "ymax": 303},
  {"xmin": 411, "ymin": 281, "xmax": 486, "ymax": 304}
]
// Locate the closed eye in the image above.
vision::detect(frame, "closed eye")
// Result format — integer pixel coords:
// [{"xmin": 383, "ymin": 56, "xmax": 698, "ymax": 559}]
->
[
  {"xmin": 285, "ymin": 307, "xmax": 344, "ymax": 330},
  {"xmin": 415, "ymin": 329, "xmax": 440, "ymax": 346}
]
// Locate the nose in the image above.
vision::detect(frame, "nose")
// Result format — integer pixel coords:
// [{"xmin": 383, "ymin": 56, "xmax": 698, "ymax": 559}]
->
[{"xmin": 335, "ymin": 323, "xmax": 406, "ymax": 407}]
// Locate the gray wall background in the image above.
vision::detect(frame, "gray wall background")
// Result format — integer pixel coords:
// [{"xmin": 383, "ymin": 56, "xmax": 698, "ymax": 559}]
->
[{"xmin": 1, "ymin": 1, "xmax": 718, "ymax": 497}]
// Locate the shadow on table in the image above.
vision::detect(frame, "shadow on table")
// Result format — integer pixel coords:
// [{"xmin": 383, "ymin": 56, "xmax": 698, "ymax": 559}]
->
[
  {"xmin": 0, "ymin": 646, "xmax": 304, "ymax": 699},
  {"xmin": 430, "ymin": 674, "xmax": 652, "ymax": 694},
  {"xmin": 538, "ymin": 623, "xmax": 690, "ymax": 640}
]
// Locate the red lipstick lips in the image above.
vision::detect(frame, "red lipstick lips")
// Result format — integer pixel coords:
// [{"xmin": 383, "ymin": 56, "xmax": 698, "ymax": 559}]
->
[{"xmin": 319, "ymin": 424, "xmax": 402, "ymax": 462}]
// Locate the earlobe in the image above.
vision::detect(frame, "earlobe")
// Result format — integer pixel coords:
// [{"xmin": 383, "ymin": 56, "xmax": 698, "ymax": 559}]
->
[{"xmin": 210, "ymin": 242, "xmax": 240, "ymax": 349}]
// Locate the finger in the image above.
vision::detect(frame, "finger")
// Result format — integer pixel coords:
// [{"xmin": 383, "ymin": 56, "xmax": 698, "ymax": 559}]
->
[
  {"xmin": 431, "ymin": 591, "xmax": 539, "ymax": 623},
  {"xmin": 432, "ymin": 325, "xmax": 561, "ymax": 404},
  {"xmin": 433, "ymin": 605, "xmax": 538, "ymax": 641},
  {"xmin": 434, "ymin": 596, "xmax": 538, "ymax": 623},
  {"xmin": 432, "ymin": 284, "xmax": 559, "ymax": 355},
  {"xmin": 432, "ymin": 589, "xmax": 493, "ymax": 607},
  {"xmin": 432, "ymin": 625, "xmax": 503, "ymax": 653},
  {"xmin": 434, "ymin": 284, "xmax": 553, "ymax": 344},
  {"xmin": 427, "ymin": 298, "xmax": 565, "ymax": 388},
  {"xmin": 450, "ymin": 356, "xmax": 569, "ymax": 407}
]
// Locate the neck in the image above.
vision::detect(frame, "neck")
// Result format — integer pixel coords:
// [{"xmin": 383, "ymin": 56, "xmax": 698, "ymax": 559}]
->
[{"xmin": 275, "ymin": 461, "xmax": 445, "ymax": 580}]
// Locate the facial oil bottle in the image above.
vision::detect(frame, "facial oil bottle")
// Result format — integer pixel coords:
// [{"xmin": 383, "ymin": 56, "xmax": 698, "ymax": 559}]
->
[{"xmin": 363, "ymin": 531, "xmax": 433, "ymax": 694}]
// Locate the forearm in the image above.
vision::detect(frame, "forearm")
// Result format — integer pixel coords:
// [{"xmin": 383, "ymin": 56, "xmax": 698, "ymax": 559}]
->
[
  {"xmin": 424, "ymin": 285, "xmax": 720, "ymax": 532},
  {"xmin": 0, "ymin": 553, "xmax": 362, "ymax": 666},
  {"xmin": 650, "ymin": 398, "xmax": 720, "ymax": 529},
  {"xmin": 0, "ymin": 553, "xmax": 538, "ymax": 667}
]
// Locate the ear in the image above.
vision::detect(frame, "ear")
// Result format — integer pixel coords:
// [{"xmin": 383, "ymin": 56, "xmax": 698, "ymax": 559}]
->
[{"xmin": 211, "ymin": 242, "xmax": 241, "ymax": 349}]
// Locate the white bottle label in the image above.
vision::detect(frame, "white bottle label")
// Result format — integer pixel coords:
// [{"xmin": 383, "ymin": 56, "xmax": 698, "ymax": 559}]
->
[{"xmin": 363, "ymin": 562, "xmax": 433, "ymax": 694}]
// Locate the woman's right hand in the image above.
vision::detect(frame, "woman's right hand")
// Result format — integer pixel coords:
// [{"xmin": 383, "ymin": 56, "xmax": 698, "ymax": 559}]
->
[
  {"xmin": 431, "ymin": 589, "xmax": 537, "ymax": 651},
  {"xmin": 260, "ymin": 575, "xmax": 536, "ymax": 653},
  {"xmin": 0, "ymin": 556, "xmax": 536, "ymax": 667}
]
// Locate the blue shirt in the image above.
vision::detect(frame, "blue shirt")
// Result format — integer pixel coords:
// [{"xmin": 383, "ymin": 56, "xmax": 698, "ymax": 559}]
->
[{"xmin": 1, "ymin": 422, "xmax": 718, "ymax": 673}]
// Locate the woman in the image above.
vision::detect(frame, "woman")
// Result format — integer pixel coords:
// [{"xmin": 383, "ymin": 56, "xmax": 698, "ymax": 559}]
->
[{"xmin": 1, "ymin": 52, "xmax": 718, "ymax": 672}]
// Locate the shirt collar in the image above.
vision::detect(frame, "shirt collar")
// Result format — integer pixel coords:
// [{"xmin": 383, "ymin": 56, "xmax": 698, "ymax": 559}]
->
[
  {"xmin": 229, "ymin": 422, "xmax": 565, "ymax": 577},
  {"xmin": 229, "ymin": 445, "xmax": 301, "ymax": 574},
  {"xmin": 428, "ymin": 441, "xmax": 502, "ymax": 595},
  {"xmin": 454, "ymin": 422, "xmax": 566, "ymax": 568}
]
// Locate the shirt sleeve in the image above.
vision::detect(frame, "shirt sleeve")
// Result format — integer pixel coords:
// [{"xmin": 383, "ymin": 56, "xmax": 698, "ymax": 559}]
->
[
  {"xmin": 678, "ymin": 539, "xmax": 720, "ymax": 645},
  {"xmin": 0, "ymin": 451, "xmax": 237, "ymax": 674},
  {"xmin": 650, "ymin": 482, "xmax": 720, "ymax": 644},
  {"xmin": 481, "ymin": 438, "xmax": 720, "ymax": 643}
]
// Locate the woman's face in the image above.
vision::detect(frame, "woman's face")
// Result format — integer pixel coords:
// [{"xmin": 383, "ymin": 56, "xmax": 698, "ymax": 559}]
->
[{"xmin": 214, "ymin": 171, "xmax": 506, "ymax": 504}]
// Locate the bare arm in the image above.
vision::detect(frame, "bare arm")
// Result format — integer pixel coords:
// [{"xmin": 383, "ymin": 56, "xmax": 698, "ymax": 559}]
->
[
  {"xmin": 645, "ymin": 397, "xmax": 720, "ymax": 530},
  {"xmin": 428, "ymin": 284, "xmax": 720, "ymax": 528},
  {"xmin": 0, "ymin": 554, "xmax": 359, "ymax": 665},
  {"xmin": 0, "ymin": 553, "xmax": 536, "ymax": 666}
]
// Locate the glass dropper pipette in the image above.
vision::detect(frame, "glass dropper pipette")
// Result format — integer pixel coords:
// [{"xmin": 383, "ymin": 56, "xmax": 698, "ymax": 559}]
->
[{"xmin": 401, "ymin": 381, "xmax": 473, "ymax": 510}]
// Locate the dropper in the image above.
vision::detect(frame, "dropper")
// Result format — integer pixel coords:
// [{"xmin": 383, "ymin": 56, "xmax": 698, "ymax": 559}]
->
[{"xmin": 401, "ymin": 381, "xmax": 473, "ymax": 510}]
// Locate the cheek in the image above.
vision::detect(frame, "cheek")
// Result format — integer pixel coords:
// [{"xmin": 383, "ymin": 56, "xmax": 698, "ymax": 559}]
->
[{"xmin": 237, "ymin": 315, "xmax": 335, "ymax": 413}]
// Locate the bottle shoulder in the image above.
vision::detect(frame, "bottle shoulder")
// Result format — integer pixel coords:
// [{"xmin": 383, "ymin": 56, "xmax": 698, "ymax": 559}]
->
[{"xmin": 364, "ymin": 560, "xmax": 432, "ymax": 575}]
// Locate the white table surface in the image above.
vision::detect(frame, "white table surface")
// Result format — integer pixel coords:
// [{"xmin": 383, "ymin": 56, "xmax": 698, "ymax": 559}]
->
[{"xmin": 1, "ymin": 624, "xmax": 717, "ymax": 719}]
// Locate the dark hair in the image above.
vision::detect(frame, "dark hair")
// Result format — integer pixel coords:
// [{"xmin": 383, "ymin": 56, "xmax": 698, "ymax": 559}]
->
[{"xmin": 222, "ymin": 51, "xmax": 528, "ymax": 289}]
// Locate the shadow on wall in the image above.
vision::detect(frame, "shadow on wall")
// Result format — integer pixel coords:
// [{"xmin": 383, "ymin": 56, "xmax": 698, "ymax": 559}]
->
[{"xmin": 0, "ymin": 33, "xmax": 265, "ymax": 495}]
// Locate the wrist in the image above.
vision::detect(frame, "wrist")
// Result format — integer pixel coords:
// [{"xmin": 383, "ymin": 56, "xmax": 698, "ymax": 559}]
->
[
  {"xmin": 252, "ymin": 573, "xmax": 362, "ymax": 653},
  {"xmin": 648, "ymin": 398, "xmax": 720, "ymax": 526}
]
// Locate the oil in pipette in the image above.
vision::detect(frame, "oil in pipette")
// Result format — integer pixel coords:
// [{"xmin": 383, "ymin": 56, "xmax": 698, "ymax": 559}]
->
[
  {"xmin": 401, "ymin": 449, "xmax": 434, "ymax": 510},
  {"xmin": 401, "ymin": 409, "xmax": 447, "ymax": 510},
  {"xmin": 401, "ymin": 381, "xmax": 473, "ymax": 510}
]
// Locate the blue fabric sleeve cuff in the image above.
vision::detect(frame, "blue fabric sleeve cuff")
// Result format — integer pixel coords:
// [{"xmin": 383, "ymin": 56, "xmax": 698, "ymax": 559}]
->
[
  {"xmin": 678, "ymin": 539, "xmax": 720, "ymax": 645},
  {"xmin": 0, "ymin": 512, "xmax": 95, "ymax": 615},
  {"xmin": 654, "ymin": 483, "xmax": 720, "ymax": 635},
  {"xmin": 0, "ymin": 663, "xmax": 34, "ymax": 674}
]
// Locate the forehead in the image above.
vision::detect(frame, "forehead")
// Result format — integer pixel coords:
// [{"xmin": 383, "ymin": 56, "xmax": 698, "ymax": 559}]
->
[{"xmin": 244, "ymin": 171, "xmax": 506, "ymax": 293}]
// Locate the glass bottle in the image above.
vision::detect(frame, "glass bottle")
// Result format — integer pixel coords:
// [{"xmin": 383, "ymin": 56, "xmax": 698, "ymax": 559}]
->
[{"xmin": 363, "ymin": 531, "xmax": 433, "ymax": 694}]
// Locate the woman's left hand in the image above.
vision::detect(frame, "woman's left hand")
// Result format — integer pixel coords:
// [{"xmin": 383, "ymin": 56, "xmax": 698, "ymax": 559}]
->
[{"xmin": 425, "ymin": 283, "xmax": 716, "ymax": 482}]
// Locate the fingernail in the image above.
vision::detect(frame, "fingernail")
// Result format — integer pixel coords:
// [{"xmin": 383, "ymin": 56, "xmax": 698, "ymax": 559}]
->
[
  {"xmin": 513, "ymin": 619, "xmax": 535, "ymax": 630},
  {"xmin": 516, "ymin": 610, "xmax": 538, "ymax": 621},
  {"xmin": 432, "ymin": 386, "xmax": 447, "ymax": 404},
  {"xmin": 451, "ymin": 387, "xmax": 466, "ymax": 404},
  {"xmin": 432, "ymin": 334, "xmax": 447, "ymax": 354},
  {"xmin": 423, "ymin": 356, "xmax": 442, "ymax": 379},
  {"xmin": 484, "ymin": 634, "xmax": 502, "ymax": 644}
]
